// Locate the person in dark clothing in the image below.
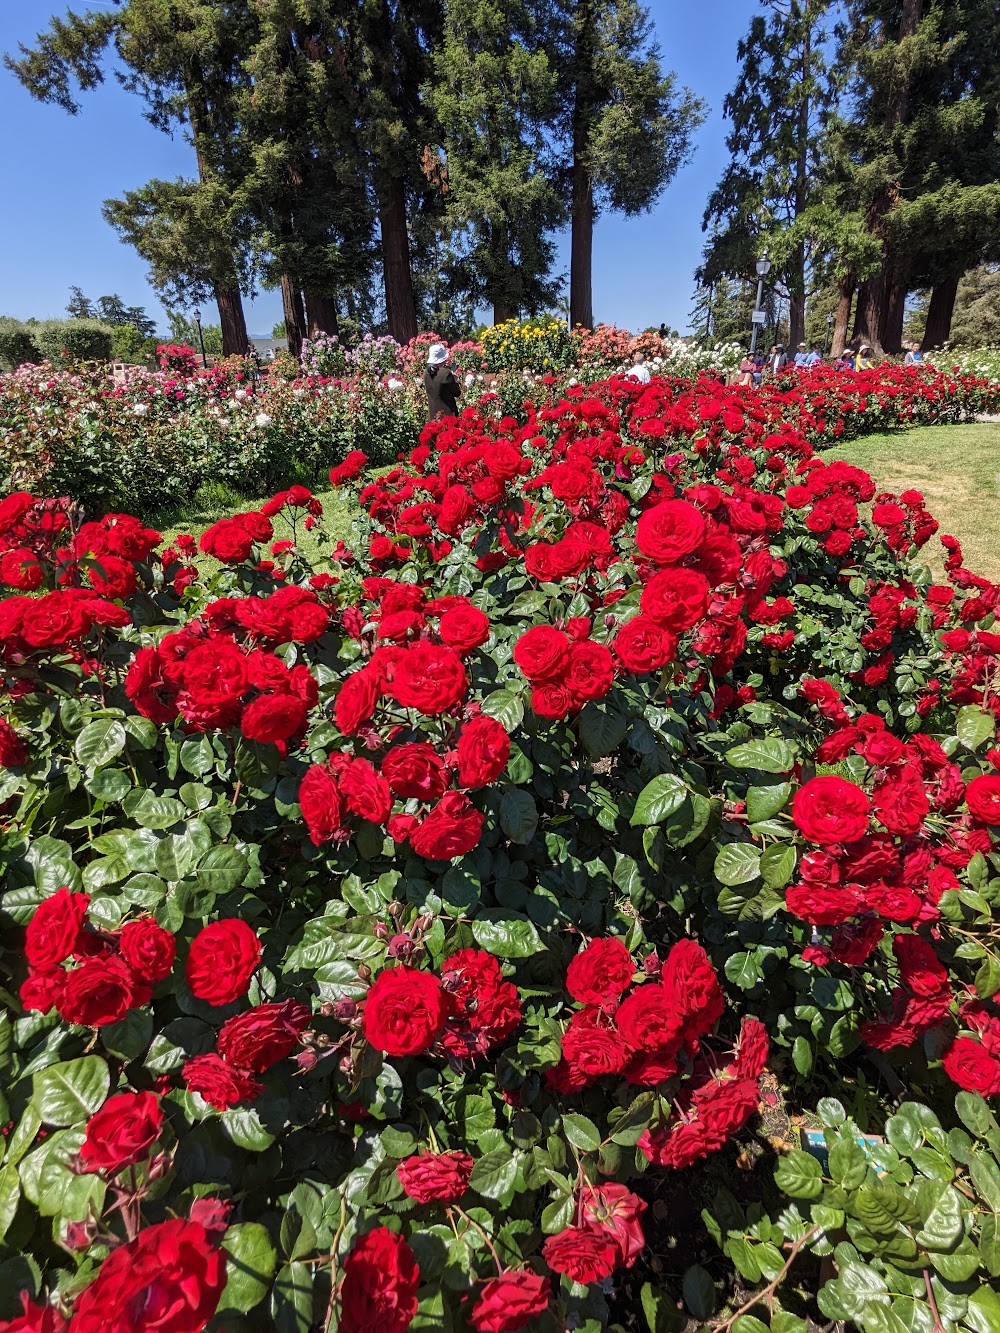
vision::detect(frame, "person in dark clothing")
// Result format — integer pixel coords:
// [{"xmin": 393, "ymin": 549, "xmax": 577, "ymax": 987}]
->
[{"xmin": 423, "ymin": 343, "xmax": 461, "ymax": 421}]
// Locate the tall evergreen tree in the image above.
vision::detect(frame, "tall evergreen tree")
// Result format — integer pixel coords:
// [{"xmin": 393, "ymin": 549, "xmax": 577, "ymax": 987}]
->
[
  {"xmin": 553, "ymin": 0, "xmax": 704, "ymax": 330},
  {"xmin": 425, "ymin": 0, "xmax": 565, "ymax": 324},
  {"xmin": 702, "ymin": 0, "xmax": 837, "ymax": 349}
]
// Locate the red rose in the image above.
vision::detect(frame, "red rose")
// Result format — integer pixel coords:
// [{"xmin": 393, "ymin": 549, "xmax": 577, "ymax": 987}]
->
[
  {"xmin": 660, "ymin": 938, "xmax": 725, "ymax": 1040},
  {"xmin": 640, "ymin": 567, "xmax": 710, "ymax": 630},
  {"xmin": 335, "ymin": 668, "xmax": 380, "ymax": 735},
  {"xmin": 25, "ymin": 887, "xmax": 89, "ymax": 968},
  {"xmin": 177, "ymin": 640, "xmax": 248, "ymax": 729},
  {"xmin": 338, "ymin": 756, "xmax": 393, "ymax": 824},
  {"xmin": 125, "ymin": 646, "xmax": 179, "ymax": 724},
  {"xmin": 19, "ymin": 592, "xmax": 92, "ymax": 648},
  {"xmin": 80, "ymin": 1091, "xmax": 163, "ymax": 1174},
  {"xmin": 70, "ymin": 1216, "xmax": 226, "ymax": 1333},
  {"xmin": 397, "ymin": 1150, "xmax": 474, "ymax": 1203},
  {"xmin": 636, "ymin": 500, "xmax": 706, "ymax": 564},
  {"xmin": 340, "ymin": 1228, "xmax": 419, "ymax": 1333},
  {"xmin": 381, "ymin": 742, "xmax": 449, "ymax": 801},
  {"xmin": 792, "ymin": 775, "xmax": 870, "ymax": 844},
  {"xmin": 56, "ymin": 955, "xmax": 140, "ymax": 1027},
  {"xmin": 409, "ymin": 791, "xmax": 484, "ymax": 860},
  {"xmin": 438, "ymin": 604, "xmax": 491, "ymax": 653},
  {"xmin": 0, "ymin": 718, "xmax": 27, "ymax": 766},
  {"xmin": 392, "ymin": 642, "xmax": 467, "ymax": 714},
  {"xmin": 943, "ymin": 1037, "xmax": 1000, "ymax": 1096},
  {"xmin": 440, "ymin": 949, "xmax": 522, "ymax": 1059},
  {"xmin": 456, "ymin": 715, "xmax": 511, "ymax": 789},
  {"xmin": 186, "ymin": 919, "xmax": 262, "ymax": 1005},
  {"xmin": 118, "ymin": 919, "xmax": 176, "ymax": 983},
  {"xmin": 513, "ymin": 625, "xmax": 569, "ymax": 683},
  {"xmin": 615, "ymin": 616, "xmax": 676, "ymax": 673},
  {"xmin": 565, "ymin": 640, "xmax": 615, "ymax": 701},
  {"xmin": 530, "ymin": 682, "xmax": 572, "ymax": 719},
  {"xmin": 200, "ymin": 518, "xmax": 254, "ymax": 563},
  {"xmin": 240, "ymin": 693, "xmax": 308, "ymax": 745},
  {"xmin": 565, "ymin": 938, "xmax": 635, "ymax": 1007},
  {"xmin": 966, "ymin": 774, "xmax": 1000, "ymax": 824},
  {"xmin": 553, "ymin": 1011, "xmax": 629, "ymax": 1089},
  {"xmin": 469, "ymin": 1271, "xmax": 551, "ymax": 1333},
  {"xmin": 0, "ymin": 548, "xmax": 44, "ymax": 591},
  {"xmin": 0, "ymin": 1293, "xmax": 67, "ymax": 1333},
  {"xmin": 615, "ymin": 984, "xmax": 684, "ymax": 1052},
  {"xmin": 542, "ymin": 1225, "xmax": 620, "ymax": 1283},
  {"xmin": 363, "ymin": 966, "xmax": 446, "ymax": 1056},
  {"xmin": 183, "ymin": 1053, "xmax": 263, "ymax": 1109},
  {"xmin": 581, "ymin": 1182, "xmax": 647, "ymax": 1267},
  {"xmin": 784, "ymin": 882, "xmax": 861, "ymax": 925},
  {"xmin": 893, "ymin": 934, "xmax": 949, "ymax": 998},
  {"xmin": 217, "ymin": 1000, "xmax": 311, "ymax": 1072},
  {"xmin": 299, "ymin": 763, "xmax": 346, "ymax": 845},
  {"xmin": 873, "ymin": 773, "xmax": 929, "ymax": 835}
]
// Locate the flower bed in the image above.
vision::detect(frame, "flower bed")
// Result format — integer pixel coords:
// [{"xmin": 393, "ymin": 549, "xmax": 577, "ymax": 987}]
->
[{"xmin": 3, "ymin": 366, "xmax": 1000, "ymax": 1330}]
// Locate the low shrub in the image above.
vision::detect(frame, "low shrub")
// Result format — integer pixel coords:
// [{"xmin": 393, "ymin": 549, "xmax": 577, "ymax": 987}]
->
[
  {"xmin": 34, "ymin": 318, "xmax": 114, "ymax": 366},
  {"xmin": 0, "ymin": 317, "xmax": 41, "ymax": 371}
]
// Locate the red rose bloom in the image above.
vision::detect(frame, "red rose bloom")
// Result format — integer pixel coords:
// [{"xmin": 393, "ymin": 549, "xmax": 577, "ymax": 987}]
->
[
  {"xmin": 0, "ymin": 1293, "xmax": 68, "ymax": 1333},
  {"xmin": 542, "ymin": 1225, "xmax": 621, "ymax": 1283},
  {"xmin": 391, "ymin": 642, "xmax": 467, "ymax": 714},
  {"xmin": 199, "ymin": 518, "xmax": 254, "ymax": 563},
  {"xmin": 186, "ymin": 919, "xmax": 262, "ymax": 1005},
  {"xmin": 240, "ymin": 693, "xmax": 308, "ymax": 745},
  {"xmin": 966, "ymin": 774, "xmax": 1000, "ymax": 824},
  {"xmin": 80, "ymin": 1091, "xmax": 163, "ymax": 1174},
  {"xmin": 636, "ymin": 500, "xmax": 706, "ymax": 564},
  {"xmin": 581, "ymin": 1182, "xmax": 647, "ymax": 1267},
  {"xmin": 340, "ymin": 1228, "xmax": 419, "ymax": 1333},
  {"xmin": 118, "ymin": 919, "xmax": 176, "ymax": 983},
  {"xmin": 397, "ymin": 1150, "xmax": 474, "ymax": 1203},
  {"xmin": 19, "ymin": 592, "xmax": 92, "ymax": 648},
  {"xmin": 615, "ymin": 985, "xmax": 684, "ymax": 1052},
  {"xmin": 640, "ymin": 567, "xmax": 711, "ymax": 630},
  {"xmin": 469, "ymin": 1271, "xmax": 551, "ymax": 1333},
  {"xmin": 70, "ymin": 1215, "xmax": 226, "ymax": 1333},
  {"xmin": 942, "ymin": 1037, "xmax": 1000, "ymax": 1096},
  {"xmin": 338, "ymin": 756, "xmax": 393, "ymax": 824},
  {"xmin": 56, "ymin": 955, "xmax": 139, "ymax": 1027},
  {"xmin": 183, "ymin": 1053, "xmax": 263, "ymax": 1109},
  {"xmin": 792, "ymin": 775, "xmax": 870, "ymax": 844},
  {"xmin": 25, "ymin": 887, "xmax": 90, "ymax": 968},
  {"xmin": 299, "ymin": 762, "xmax": 346, "ymax": 845},
  {"xmin": 409, "ymin": 791, "xmax": 484, "ymax": 860},
  {"xmin": 566, "ymin": 938, "xmax": 634, "ymax": 1007},
  {"xmin": 893, "ymin": 934, "xmax": 949, "ymax": 998},
  {"xmin": 564, "ymin": 640, "xmax": 615, "ymax": 701},
  {"xmin": 615, "ymin": 616, "xmax": 676, "ymax": 673},
  {"xmin": 381, "ymin": 742, "xmax": 449, "ymax": 801},
  {"xmin": 217, "ymin": 999, "xmax": 311, "ymax": 1071},
  {"xmin": 0, "ymin": 717, "xmax": 27, "ymax": 766},
  {"xmin": 363, "ymin": 966, "xmax": 446, "ymax": 1056},
  {"xmin": 456, "ymin": 715, "xmax": 511, "ymax": 788},
  {"xmin": 513, "ymin": 625, "xmax": 569, "ymax": 682},
  {"xmin": 438, "ymin": 604, "xmax": 491, "ymax": 653},
  {"xmin": 335, "ymin": 667, "xmax": 380, "ymax": 736}
]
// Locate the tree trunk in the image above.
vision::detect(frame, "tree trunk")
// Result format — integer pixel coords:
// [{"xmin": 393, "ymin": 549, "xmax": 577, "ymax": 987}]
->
[
  {"xmin": 214, "ymin": 283, "xmax": 249, "ymax": 356},
  {"xmin": 787, "ymin": 6, "xmax": 809, "ymax": 351},
  {"xmin": 304, "ymin": 292, "xmax": 339, "ymax": 337},
  {"xmin": 493, "ymin": 299, "xmax": 515, "ymax": 326},
  {"xmin": 923, "ymin": 273, "xmax": 960, "ymax": 347},
  {"xmin": 882, "ymin": 281, "xmax": 907, "ymax": 352},
  {"xmin": 570, "ymin": 158, "xmax": 595, "ymax": 332},
  {"xmin": 788, "ymin": 279, "xmax": 806, "ymax": 350},
  {"xmin": 378, "ymin": 171, "xmax": 418, "ymax": 345},
  {"xmin": 280, "ymin": 275, "xmax": 307, "ymax": 359},
  {"xmin": 854, "ymin": 273, "xmax": 887, "ymax": 353},
  {"xmin": 831, "ymin": 276, "xmax": 854, "ymax": 357}
]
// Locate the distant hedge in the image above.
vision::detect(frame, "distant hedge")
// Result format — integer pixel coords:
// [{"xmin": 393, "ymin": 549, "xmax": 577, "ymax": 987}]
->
[{"xmin": 0, "ymin": 316, "xmax": 115, "ymax": 370}]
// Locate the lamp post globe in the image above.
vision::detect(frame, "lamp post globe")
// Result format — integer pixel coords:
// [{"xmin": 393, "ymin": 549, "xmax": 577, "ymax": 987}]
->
[{"xmin": 192, "ymin": 309, "xmax": 207, "ymax": 369}]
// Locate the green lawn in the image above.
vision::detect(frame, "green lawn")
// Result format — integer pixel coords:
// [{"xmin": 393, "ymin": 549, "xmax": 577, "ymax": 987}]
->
[
  {"xmin": 826, "ymin": 422, "xmax": 1000, "ymax": 579},
  {"xmin": 149, "ymin": 421, "xmax": 1000, "ymax": 582}
]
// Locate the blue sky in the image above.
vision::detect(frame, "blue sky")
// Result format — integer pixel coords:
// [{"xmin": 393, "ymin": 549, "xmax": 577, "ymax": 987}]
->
[{"xmin": 0, "ymin": 1, "xmax": 749, "ymax": 336}]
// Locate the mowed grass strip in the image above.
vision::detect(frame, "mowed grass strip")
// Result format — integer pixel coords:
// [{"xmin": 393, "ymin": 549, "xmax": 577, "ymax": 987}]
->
[{"xmin": 826, "ymin": 422, "xmax": 1000, "ymax": 580}]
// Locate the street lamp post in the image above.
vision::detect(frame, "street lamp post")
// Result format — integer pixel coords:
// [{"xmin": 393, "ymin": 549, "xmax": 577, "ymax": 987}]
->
[
  {"xmin": 193, "ymin": 308, "xmax": 208, "ymax": 368},
  {"xmin": 826, "ymin": 313, "xmax": 834, "ymax": 354},
  {"xmin": 749, "ymin": 253, "xmax": 771, "ymax": 356}
]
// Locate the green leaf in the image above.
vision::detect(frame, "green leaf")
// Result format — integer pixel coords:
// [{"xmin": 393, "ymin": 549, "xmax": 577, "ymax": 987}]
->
[
  {"xmin": 0, "ymin": 1164, "xmax": 20, "ymax": 1243},
  {"xmin": 85, "ymin": 767, "xmax": 131, "ymax": 803},
  {"xmin": 733, "ymin": 1319, "xmax": 770, "ymax": 1333},
  {"xmin": 980, "ymin": 1212, "xmax": 1000, "ymax": 1276},
  {"xmin": 915, "ymin": 1183, "xmax": 964, "ymax": 1251},
  {"xmin": 271, "ymin": 1260, "xmax": 314, "ymax": 1333},
  {"xmin": 792, "ymin": 1036, "xmax": 813, "ymax": 1077},
  {"xmin": 971, "ymin": 1151, "xmax": 1000, "ymax": 1211},
  {"xmin": 578, "ymin": 703, "xmax": 627, "ymax": 758},
  {"xmin": 74, "ymin": 718, "xmax": 127, "ymax": 769},
  {"xmin": 32, "ymin": 1057, "xmax": 109, "ymax": 1126},
  {"xmin": 829, "ymin": 1139, "xmax": 868, "ymax": 1191},
  {"xmin": 957, "ymin": 705, "xmax": 996, "ymax": 752},
  {"xmin": 975, "ymin": 956, "xmax": 1000, "ymax": 1000},
  {"xmin": 123, "ymin": 790, "xmax": 187, "ymax": 829},
  {"xmin": 725, "ymin": 951, "xmax": 763, "ymax": 990},
  {"xmin": 966, "ymin": 1286, "xmax": 1000, "ymax": 1333},
  {"xmin": 562, "ymin": 1114, "xmax": 602, "ymax": 1153},
  {"xmin": 641, "ymin": 1282, "xmax": 685, "ymax": 1333},
  {"xmin": 682, "ymin": 1264, "xmax": 716, "ymax": 1320},
  {"xmin": 746, "ymin": 780, "xmax": 791, "ymax": 823},
  {"xmin": 482, "ymin": 689, "xmax": 524, "ymax": 732},
  {"xmin": 774, "ymin": 1149, "xmax": 824, "ymax": 1200},
  {"xmin": 714, "ymin": 843, "xmax": 762, "ymax": 886},
  {"xmin": 221, "ymin": 1222, "xmax": 277, "ymax": 1314},
  {"xmin": 196, "ymin": 844, "xmax": 249, "ymax": 893},
  {"xmin": 956, "ymin": 1091, "xmax": 996, "ymax": 1139},
  {"xmin": 760, "ymin": 842, "xmax": 797, "ymax": 889},
  {"xmin": 497, "ymin": 788, "xmax": 538, "ymax": 844},
  {"xmin": 471, "ymin": 911, "xmax": 543, "ymax": 958},
  {"xmin": 630, "ymin": 774, "xmax": 688, "ymax": 826},
  {"xmin": 727, "ymin": 738, "xmax": 795, "ymax": 772},
  {"xmin": 469, "ymin": 1148, "xmax": 519, "ymax": 1200}
]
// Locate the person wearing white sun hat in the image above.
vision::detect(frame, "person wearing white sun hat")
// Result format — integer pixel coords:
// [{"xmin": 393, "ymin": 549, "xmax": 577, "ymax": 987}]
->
[{"xmin": 423, "ymin": 342, "xmax": 461, "ymax": 421}]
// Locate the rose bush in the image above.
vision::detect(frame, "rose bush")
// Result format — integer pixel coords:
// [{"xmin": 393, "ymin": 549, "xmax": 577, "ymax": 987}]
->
[{"xmin": 2, "ymin": 365, "xmax": 1000, "ymax": 1328}]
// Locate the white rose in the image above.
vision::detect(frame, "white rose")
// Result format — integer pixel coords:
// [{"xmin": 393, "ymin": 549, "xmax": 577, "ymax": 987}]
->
[
  {"xmin": 234, "ymin": 388, "xmax": 247, "ymax": 400},
  {"xmin": 133, "ymin": 403, "xmax": 149, "ymax": 416},
  {"xmin": 387, "ymin": 377, "xmax": 404, "ymax": 391},
  {"xmin": 255, "ymin": 411, "xmax": 272, "ymax": 428}
]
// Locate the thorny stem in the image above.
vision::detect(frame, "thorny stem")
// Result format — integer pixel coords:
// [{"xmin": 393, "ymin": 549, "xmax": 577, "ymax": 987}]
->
[
  {"xmin": 924, "ymin": 1268, "xmax": 946, "ymax": 1333},
  {"xmin": 322, "ymin": 1194, "xmax": 349, "ymax": 1333},
  {"xmin": 711, "ymin": 1226, "xmax": 820, "ymax": 1333},
  {"xmin": 449, "ymin": 1205, "xmax": 505, "ymax": 1277}
]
